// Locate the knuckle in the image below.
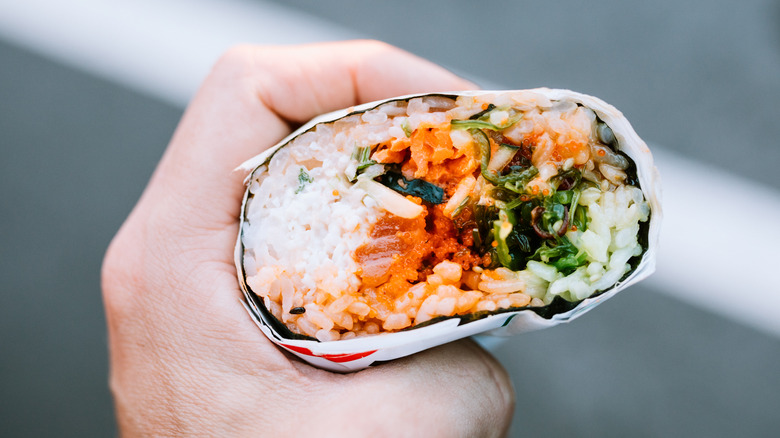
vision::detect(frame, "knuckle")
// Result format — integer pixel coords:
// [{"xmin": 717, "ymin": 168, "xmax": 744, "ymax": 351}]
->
[
  {"xmin": 101, "ymin": 226, "xmax": 152, "ymax": 320},
  {"xmin": 217, "ymin": 44, "xmax": 254, "ymax": 66},
  {"xmin": 209, "ymin": 45, "xmax": 259, "ymax": 80},
  {"xmin": 350, "ymin": 39, "xmax": 395, "ymax": 54},
  {"xmin": 216, "ymin": 44, "xmax": 261, "ymax": 70}
]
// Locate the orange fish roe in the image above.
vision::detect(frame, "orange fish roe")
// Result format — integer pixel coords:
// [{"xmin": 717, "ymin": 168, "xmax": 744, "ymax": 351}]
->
[
  {"xmin": 354, "ymin": 205, "xmax": 482, "ymax": 310},
  {"xmin": 556, "ymin": 139, "xmax": 590, "ymax": 163},
  {"xmin": 524, "ymin": 128, "xmax": 591, "ymax": 168}
]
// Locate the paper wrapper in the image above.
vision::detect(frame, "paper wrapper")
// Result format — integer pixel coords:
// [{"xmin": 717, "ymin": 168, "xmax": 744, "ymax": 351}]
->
[{"xmin": 234, "ymin": 89, "xmax": 662, "ymax": 372}]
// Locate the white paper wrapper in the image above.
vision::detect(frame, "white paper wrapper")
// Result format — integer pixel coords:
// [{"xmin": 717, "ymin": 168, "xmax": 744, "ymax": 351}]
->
[{"xmin": 235, "ymin": 89, "xmax": 662, "ymax": 372}]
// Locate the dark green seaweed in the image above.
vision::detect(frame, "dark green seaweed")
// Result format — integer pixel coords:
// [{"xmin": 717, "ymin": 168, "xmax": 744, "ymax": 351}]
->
[{"xmin": 377, "ymin": 171, "xmax": 445, "ymax": 204}]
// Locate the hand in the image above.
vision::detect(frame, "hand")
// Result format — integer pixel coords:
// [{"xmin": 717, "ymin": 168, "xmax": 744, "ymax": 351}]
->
[{"xmin": 102, "ymin": 40, "xmax": 514, "ymax": 437}]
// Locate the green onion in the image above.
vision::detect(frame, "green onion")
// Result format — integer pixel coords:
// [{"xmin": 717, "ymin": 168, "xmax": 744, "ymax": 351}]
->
[
  {"xmin": 551, "ymin": 251, "xmax": 588, "ymax": 274},
  {"xmin": 491, "ymin": 210, "xmax": 515, "ymax": 268},
  {"xmin": 472, "ymin": 228, "xmax": 482, "ymax": 249},
  {"xmin": 401, "ymin": 119, "xmax": 412, "ymax": 137},
  {"xmin": 356, "ymin": 160, "xmax": 377, "ymax": 172},
  {"xmin": 569, "ymin": 189, "xmax": 581, "ymax": 228},
  {"xmin": 451, "ymin": 196, "xmax": 471, "ymax": 218},
  {"xmin": 493, "ymin": 221, "xmax": 513, "ymax": 268},
  {"xmin": 573, "ymin": 205, "xmax": 589, "ymax": 231},
  {"xmin": 350, "ymin": 145, "xmax": 378, "ymax": 179},
  {"xmin": 352, "ymin": 145, "xmax": 372, "ymax": 162},
  {"xmin": 295, "ymin": 168, "xmax": 314, "ymax": 194}
]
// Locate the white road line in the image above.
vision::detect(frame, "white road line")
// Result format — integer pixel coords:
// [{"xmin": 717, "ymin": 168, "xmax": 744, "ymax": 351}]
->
[
  {"xmin": 0, "ymin": 0, "xmax": 358, "ymax": 106},
  {"xmin": 3, "ymin": 0, "xmax": 779, "ymax": 337},
  {"xmin": 648, "ymin": 149, "xmax": 780, "ymax": 336}
]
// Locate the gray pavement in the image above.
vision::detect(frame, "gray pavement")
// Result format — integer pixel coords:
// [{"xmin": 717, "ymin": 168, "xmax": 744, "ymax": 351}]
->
[
  {"xmin": 0, "ymin": 40, "xmax": 179, "ymax": 436},
  {"xmin": 2, "ymin": 0, "xmax": 780, "ymax": 436}
]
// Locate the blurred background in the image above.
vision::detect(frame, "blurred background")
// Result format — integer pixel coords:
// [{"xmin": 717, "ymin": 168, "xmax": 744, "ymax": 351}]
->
[{"xmin": 1, "ymin": 0, "xmax": 779, "ymax": 436}]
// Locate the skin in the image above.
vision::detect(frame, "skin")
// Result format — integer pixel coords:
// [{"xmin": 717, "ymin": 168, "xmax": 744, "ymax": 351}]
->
[{"xmin": 102, "ymin": 40, "xmax": 515, "ymax": 437}]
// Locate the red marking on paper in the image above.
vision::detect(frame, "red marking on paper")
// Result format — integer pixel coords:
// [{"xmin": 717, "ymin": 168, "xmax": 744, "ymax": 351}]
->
[{"xmin": 280, "ymin": 344, "xmax": 377, "ymax": 363}]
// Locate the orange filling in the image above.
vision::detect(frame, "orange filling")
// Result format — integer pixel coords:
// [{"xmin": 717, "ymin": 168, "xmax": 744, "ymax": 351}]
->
[
  {"xmin": 373, "ymin": 123, "xmax": 479, "ymax": 187},
  {"xmin": 354, "ymin": 205, "xmax": 481, "ymax": 305},
  {"xmin": 355, "ymin": 117, "xmax": 593, "ymax": 312},
  {"xmin": 525, "ymin": 131, "xmax": 591, "ymax": 168}
]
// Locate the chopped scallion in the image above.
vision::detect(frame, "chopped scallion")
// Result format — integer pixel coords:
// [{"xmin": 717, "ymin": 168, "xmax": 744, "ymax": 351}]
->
[{"xmin": 295, "ymin": 168, "xmax": 313, "ymax": 194}]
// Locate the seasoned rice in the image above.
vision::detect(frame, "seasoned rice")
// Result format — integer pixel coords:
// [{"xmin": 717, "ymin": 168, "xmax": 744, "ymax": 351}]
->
[{"xmin": 241, "ymin": 92, "xmax": 650, "ymax": 341}]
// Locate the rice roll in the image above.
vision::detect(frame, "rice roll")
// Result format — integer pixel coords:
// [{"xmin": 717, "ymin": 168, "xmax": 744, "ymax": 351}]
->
[{"xmin": 236, "ymin": 89, "xmax": 661, "ymax": 345}]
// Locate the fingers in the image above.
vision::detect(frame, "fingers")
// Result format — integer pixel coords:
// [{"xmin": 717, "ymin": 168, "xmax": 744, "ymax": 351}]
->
[
  {"xmin": 303, "ymin": 339, "xmax": 515, "ymax": 437},
  {"xmin": 146, "ymin": 40, "xmax": 476, "ymax": 233},
  {"xmin": 249, "ymin": 40, "xmax": 477, "ymax": 124}
]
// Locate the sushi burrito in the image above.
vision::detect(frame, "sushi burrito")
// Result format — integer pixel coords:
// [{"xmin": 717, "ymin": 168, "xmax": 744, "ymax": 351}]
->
[{"xmin": 234, "ymin": 89, "xmax": 662, "ymax": 372}]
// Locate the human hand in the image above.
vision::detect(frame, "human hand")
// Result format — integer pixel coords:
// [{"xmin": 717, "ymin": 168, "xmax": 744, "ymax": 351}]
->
[{"xmin": 102, "ymin": 40, "xmax": 514, "ymax": 437}]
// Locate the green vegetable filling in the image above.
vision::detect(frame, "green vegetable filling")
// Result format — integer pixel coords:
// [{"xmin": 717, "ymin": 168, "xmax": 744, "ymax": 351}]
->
[
  {"xmin": 479, "ymin": 185, "xmax": 588, "ymax": 273},
  {"xmin": 295, "ymin": 168, "xmax": 313, "ymax": 194},
  {"xmin": 400, "ymin": 119, "xmax": 412, "ymax": 137},
  {"xmin": 451, "ymin": 105, "xmax": 523, "ymax": 131},
  {"xmin": 351, "ymin": 145, "xmax": 377, "ymax": 174},
  {"xmin": 455, "ymin": 118, "xmax": 590, "ymax": 274}
]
